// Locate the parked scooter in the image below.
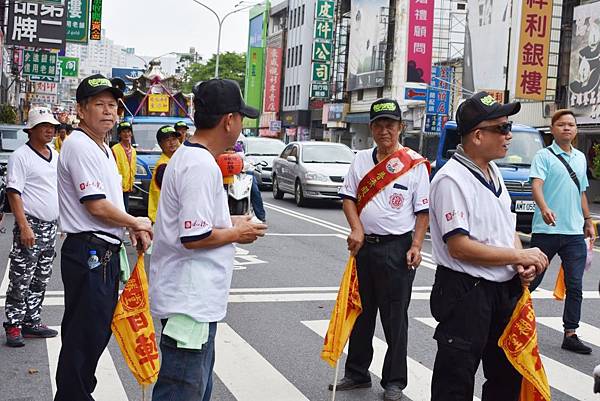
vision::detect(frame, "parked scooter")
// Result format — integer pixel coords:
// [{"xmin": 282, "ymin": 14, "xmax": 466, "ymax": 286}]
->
[{"xmin": 227, "ymin": 160, "xmax": 267, "ymax": 217}]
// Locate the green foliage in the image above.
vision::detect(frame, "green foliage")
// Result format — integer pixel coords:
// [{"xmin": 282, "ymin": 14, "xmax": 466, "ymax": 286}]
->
[
  {"xmin": 593, "ymin": 144, "xmax": 600, "ymax": 178},
  {"xmin": 0, "ymin": 104, "xmax": 17, "ymax": 124},
  {"xmin": 182, "ymin": 52, "xmax": 246, "ymax": 93}
]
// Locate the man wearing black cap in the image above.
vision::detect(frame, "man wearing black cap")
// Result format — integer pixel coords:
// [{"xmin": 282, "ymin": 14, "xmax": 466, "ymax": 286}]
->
[
  {"xmin": 428, "ymin": 92, "xmax": 549, "ymax": 400},
  {"xmin": 332, "ymin": 98, "xmax": 430, "ymax": 401},
  {"xmin": 149, "ymin": 79, "xmax": 267, "ymax": 401},
  {"xmin": 174, "ymin": 120, "xmax": 189, "ymax": 144},
  {"xmin": 111, "ymin": 121, "xmax": 137, "ymax": 211},
  {"xmin": 54, "ymin": 74, "xmax": 152, "ymax": 401},
  {"xmin": 148, "ymin": 125, "xmax": 179, "ymax": 224}
]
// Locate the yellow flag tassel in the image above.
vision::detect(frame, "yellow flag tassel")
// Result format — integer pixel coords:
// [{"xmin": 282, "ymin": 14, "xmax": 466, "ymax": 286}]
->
[{"xmin": 553, "ymin": 265, "xmax": 566, "ymax": 301}]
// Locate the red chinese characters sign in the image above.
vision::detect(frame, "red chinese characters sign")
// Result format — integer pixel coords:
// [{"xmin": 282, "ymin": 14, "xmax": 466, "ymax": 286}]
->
[
  {"xmin": 515, "ymin": 0, "xmax": 553, "ymax": 100},
  {"xmin": 263, "ymin": 47, "xmax": 282, "ymax": 113},
  {"xmin": 406, "ymin": 0, "xmax": 435, "ymax": 84}
]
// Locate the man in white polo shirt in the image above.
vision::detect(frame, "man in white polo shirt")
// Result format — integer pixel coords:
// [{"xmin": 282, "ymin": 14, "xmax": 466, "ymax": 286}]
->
[
  {"xmin": 150, "ymin": 79, "xmax": 267, "ymax": 401},
  {"xmin": 429, "ymin": 92, "xmax": 549, "ymax": 400},
  {"xmin": 54, "ymin": 74, "xmax": 152, "ymax": 401},
  {"xmin": 3, "ymin": 107, "xmax": 60, "ymax": 347},
  {"xmin": 330, "ymin": 98, "xmax": 430, "ymax": 401}
]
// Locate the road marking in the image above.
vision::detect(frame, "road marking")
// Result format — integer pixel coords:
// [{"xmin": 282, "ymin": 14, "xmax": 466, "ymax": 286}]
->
[
  {"xmin": 302, "ymin": 319, "xmax": 480, "ymax": 401},
  {"xmin": 415, "ymin": 318, "xmax": 596, "ymax": 401},
  {"xmin": 214, "ymin": 323, "xmax": 309, "ymax": 401},
  {"xmin": 537, "ymin": 317, "xmax": 600, "ymax": 348},
  {"xmin": 266, "ymin": 233, "xmax": 346, "ymax": 237},
  {"xmin": 46, "ymin": 326, "xmax": 128, "ymax": 400},
  {"xmin": 265, "ymin": 202, "xmax": 351, "ymax": 232},
  {"xmin": 0, "ymin": 258, "xmax": 9, "ymax": 295}
]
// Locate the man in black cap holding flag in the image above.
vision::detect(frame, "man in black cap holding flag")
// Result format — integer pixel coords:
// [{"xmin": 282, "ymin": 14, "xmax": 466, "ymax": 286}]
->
[{"xmin": 428, "ymin": 91, "xmax": 549, "ymax": 400}]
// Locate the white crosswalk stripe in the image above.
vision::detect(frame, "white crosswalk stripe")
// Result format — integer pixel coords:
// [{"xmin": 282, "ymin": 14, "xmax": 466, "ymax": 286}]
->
[
  {"xmin": 537, "ymin": 317, "xmax": 600, "ymax": 348},
  {"xmin": 415, "ymin": 317, "xmax": 597, "ymax": 401}
]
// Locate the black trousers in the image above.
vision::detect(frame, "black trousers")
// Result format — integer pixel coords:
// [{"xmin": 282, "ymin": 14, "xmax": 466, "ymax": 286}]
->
[
  {"xmin": 430, "ymin": 266, "xmax": 523, "ymax": 401},
  {"xmin": 344, "ymin": 233, "xmax": 415, "ymax": 389},
  {"xmin": 54, "ymin": 235, "xmax": 121, "ymax": 401}
]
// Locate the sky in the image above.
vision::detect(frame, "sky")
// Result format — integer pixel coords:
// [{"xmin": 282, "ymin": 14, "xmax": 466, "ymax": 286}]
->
[{"xmin": 102, "ymin": 0, "xmax": 256, "ymax": 59}]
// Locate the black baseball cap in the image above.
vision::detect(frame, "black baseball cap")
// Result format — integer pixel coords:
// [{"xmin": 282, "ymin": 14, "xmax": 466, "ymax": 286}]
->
[
  {"xmin": 76, "ymin": 74, "xmax": 123, "ymax": 103},
  {"xmin": 156, "ymin": 125, "xmax": 178, "ymax": 143},
  {"xmin": 193, "ymin": 79, "xmax": 259, "ymax": 120},
  {"xmin": 370, "ymin": 98, "xmax": 402, "ymax": 123},
  {"xmin": 117, "ymin": 121, "xmax": 132, "ymax": 133},
  {"xmin": 456, "ymin": 91, "xmax": 521, "ymax": 135},
  {"xmin": 174, "ymin": 121, "xmax": 189, "ymax": 129}
]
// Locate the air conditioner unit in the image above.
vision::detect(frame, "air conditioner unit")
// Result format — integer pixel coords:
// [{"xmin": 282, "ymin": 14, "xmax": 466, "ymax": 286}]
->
[{"xmin": 543, "ymin": 102, "xmax": 557, "ymax": 118}]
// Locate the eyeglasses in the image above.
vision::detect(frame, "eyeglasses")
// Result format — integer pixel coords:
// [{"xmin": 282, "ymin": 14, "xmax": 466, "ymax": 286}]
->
[{"xmin": 477, "ymin": 122, "xmax": 513, "ymax": 135}]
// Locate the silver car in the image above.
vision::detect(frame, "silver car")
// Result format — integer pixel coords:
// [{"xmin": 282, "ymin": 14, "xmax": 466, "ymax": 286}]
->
[
  {"xmin": 241, "ymin": 137, "xmax": 286, "ymax": 188},
  {"xmin": 271, "ymin": 141, "xmax": 355, "ymax": 206}
]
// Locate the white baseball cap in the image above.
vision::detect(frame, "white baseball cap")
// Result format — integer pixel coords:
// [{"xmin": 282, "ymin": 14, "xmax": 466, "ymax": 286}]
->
[{"xmin": 25, "ymin": 107, "xmax": 60, "ymax": 133}]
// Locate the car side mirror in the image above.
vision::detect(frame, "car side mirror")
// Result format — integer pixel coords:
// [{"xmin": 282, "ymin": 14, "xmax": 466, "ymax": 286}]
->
[
  {"xmin": 446, "ymin": 149, "xmax": 457, "ymax": 158},
  {"xmin": 287, "ymin": 155, "xmax": 297, "ymax": 163}
]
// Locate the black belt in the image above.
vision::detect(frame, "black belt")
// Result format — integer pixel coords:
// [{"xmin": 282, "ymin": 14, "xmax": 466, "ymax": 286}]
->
[
  {"xmin": 67, "ymin": 232, "xmax": 122, "ymax": 253},
  {"xmin": 364, "ymin": 232, "xmax": 411, "ymax": 244}
]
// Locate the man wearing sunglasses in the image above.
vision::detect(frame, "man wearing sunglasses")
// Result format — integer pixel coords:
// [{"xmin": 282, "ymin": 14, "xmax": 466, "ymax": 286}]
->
[{"xmin": 428, "ymin": 91, "xmax": 549, "ymax": 400}]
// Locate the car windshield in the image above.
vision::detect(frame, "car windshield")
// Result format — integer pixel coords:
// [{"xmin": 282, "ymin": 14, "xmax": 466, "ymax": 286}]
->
[
  {"xmin": 496, "ymin": 130, "xmax": 544, "ymax": 166},
  {"xmin": 130, "ymin": 123, "xmax": 195, "ymax": 152},
  {"xmin": 245, "ymin": 140, "xmax": 285, "ymax": 156},
  {"xmin": 0, "ymin": 127, "xmax": 27, "ymax": 151},
  {"xmin": 302, "ymin": 144, "xmax": 354, "ymax": 163}
]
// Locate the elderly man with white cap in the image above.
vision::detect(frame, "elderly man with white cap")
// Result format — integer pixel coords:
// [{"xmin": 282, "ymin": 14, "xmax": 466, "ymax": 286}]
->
[{"xmin": 3, "ymin": 107, "xmax": 60, "ymax": 347}]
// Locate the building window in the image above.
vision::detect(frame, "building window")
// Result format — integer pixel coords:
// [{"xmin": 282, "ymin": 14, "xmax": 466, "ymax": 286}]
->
[
  {"xmin": 301, "ymin": 4, "xmax": 305, "ymax": 25},
  {"xmin": 357, "ymin": 90, "xmax": 364, "ymax": 101},
  {"xmin": 293, "ymin": 8, "xmax": 297, "ymax": 28},
  {"xmin": 299, "ymin": 44, "xmax": 303, "ymax": 66},
  {"xmin": 377, "ymin": 87, "xmax": 384, "ymax": 98},
  {"xmin": 292, "ymin": 86, "xmax": 296, "ymax": 105},
  {"xmin": 296, "ymin": 84, "xmax": 300, "ymax": 105},
  {"xmin": 289, "ymin": 10, "xmax": 293, "ymax": 29},
  {"xmin": 285, "ymin": 86, "xmax": 289, "ymax": 106},
  {"xmin": 294, "ymin": 46, "xmax": 298, "ymax": 66},
  {"xmin": 287, "ymin": 48, "xmax": 291, "ymax": 68}
]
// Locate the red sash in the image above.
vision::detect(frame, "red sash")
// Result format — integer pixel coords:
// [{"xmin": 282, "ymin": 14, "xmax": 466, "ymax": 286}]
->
[{"xmin": 356, "ymin": 147, "xmax": 430, "ymax": 215}]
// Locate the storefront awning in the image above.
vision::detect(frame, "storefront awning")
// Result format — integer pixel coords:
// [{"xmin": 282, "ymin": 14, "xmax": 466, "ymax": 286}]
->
[{"xmin": 344, "ymin": 112, "xmax": 370, "ymax": 124}]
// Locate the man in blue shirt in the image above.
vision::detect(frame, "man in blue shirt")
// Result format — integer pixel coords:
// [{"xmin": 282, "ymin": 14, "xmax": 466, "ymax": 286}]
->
[{"xmin": 529, "ymin": 109, "xmax": 595, "ymax": 354}]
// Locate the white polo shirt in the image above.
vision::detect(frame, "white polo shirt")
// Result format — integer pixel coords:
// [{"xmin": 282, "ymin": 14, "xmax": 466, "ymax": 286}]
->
[
  {"xmin": 149, "ymin": 141, "xmax": 235, "ymax": 323},
  {"xmin": 430, "ymin": 158, "xmax": 517, "ymax": 282},
  {"xmin": 7, "ymin": 143, "xmax": 58, "ymax": 222},
  {"xmin": 57, "ymin": 130, "xmax": 125, "ymax": 239},
  {"xmin": 339, "ymin": 147, "xmax": 430, "ymax": 235}
]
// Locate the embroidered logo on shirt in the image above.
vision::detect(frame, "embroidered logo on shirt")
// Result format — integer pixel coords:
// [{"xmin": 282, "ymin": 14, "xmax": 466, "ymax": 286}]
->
[
  {"xmin": 386, "ymin": 157, "xmax": 404, "ymax": 174},
  {"xmin": 79, "ymin": 181, "xmax": 103, "ymax": 191},
  {"xmin": 421, "ymin": 198, "xmax": 429, "ymax": 205},
  {"xmin": 445, "ymin": 210, "xmax": 464, "ymax": 221},
  {"xmin": 389, "ymin": 193, "xmax": 404, "ymax": 209},
  {"xmin": 184, "ymin": 220, "xmax": 208, "ymax": 230}
]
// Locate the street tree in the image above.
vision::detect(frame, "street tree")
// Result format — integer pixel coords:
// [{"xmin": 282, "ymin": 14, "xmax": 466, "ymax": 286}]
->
[{"xmin": 182, "ymin": 52, "xmax": 246, "ymax": 93}]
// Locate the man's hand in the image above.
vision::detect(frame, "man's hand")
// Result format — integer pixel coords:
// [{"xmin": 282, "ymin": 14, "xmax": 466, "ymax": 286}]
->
[
  {"xmin": 515, "ymin": 248, "xmax": 549, "ymax": 275},
  {"xmin": 541, "ymin": 208, "xmax": 557, "ymax": 226},
  {"xmin": 131, "ymin": 231, "xmax": 152, "ymax": 252},
  {"xmin": 19, "ymin": 223, "xmax": 35, "ymax": 248},
  {"xmin": 585, "ymin": 220, "xmax": 596, "ymax": 240},
  {"xmin": 406, "ymin": 245, "xmax": 422, "ymax": 269},
  {"xmin": 347, "ymin": 226, "xmax": 364, "ymax": 256},
  {"xmin": 131, "ymin": 217, "xmax": 153, "ymax": 238},
  {"xmin": 515, "ymin": 264, "xmax": 537, "ymax": 286},
  {"xmin": 234, "ymin": 215, "xmax": 267, "ymax": 244}
]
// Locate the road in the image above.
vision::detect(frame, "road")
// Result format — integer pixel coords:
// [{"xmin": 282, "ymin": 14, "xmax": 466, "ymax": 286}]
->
[{"xmin": 1, "ymin": 191, "xmax": 599, "ymax": 401}]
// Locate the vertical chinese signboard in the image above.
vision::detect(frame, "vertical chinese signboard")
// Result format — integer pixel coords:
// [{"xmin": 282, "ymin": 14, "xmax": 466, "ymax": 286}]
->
[
  {"xmin": 263, "ymin": 47, "xmax": 282, "ymax": 113},
  {"xmin": 424, "ymin": 66, "xmax": 453, "ymax": 134},
  {"xmin": 311, "ymin": 0, "xmax": 335, "ymax": 99},
  {"xmin": 244, "ymin": 6, "xmax": 268, "ymax": 129},
  {"xmin": 407, "ymin": 0, "xmax": 435, "ymax": 83},
  {"xmin": 67, "ymin": 0, "xmax": 90, "ymax": 43},
  {"xmin": 515, "ymin": 0, "xmax": 553, "ymax": 100},
  {"xmin": 90, "ymin": 0, "xmax": 102, "ymax": 41},
  {"xmin": 6, "ymin": 1, "xmax": 68, "ymax": 51}
]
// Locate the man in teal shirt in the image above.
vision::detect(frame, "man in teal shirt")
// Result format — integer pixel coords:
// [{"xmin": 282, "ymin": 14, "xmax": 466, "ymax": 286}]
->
[{"xmin": 529, "ymin": 109, "xmax": 595, "ymax": 354}]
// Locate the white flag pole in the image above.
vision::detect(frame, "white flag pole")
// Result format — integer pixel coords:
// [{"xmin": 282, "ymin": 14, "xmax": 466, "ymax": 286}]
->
[{"xmin": 331, "ymin": 361, "xmax": 340, "ymax": 401}]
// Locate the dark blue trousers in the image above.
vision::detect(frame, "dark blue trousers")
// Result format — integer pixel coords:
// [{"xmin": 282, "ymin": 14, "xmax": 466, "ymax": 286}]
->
[{"xmin": 54, "ymin": 235, "xmax": 120, "ymax": 401}]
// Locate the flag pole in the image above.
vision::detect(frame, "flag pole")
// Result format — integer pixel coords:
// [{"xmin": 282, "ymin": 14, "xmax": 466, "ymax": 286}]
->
[{"xmin": 331, "ymin": 361, "xmax": 340, "ymax": 401}]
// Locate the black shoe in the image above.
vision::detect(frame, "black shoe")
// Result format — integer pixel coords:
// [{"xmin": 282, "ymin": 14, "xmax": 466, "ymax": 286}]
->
[
  {"xmin": 22, "ymin": 324, "xmax": 58, "ymax": 338},
  {"xmin": 5, "ymin": 325, "xmax": 25, "ymax": 347},
  {"xmin": 328, "ymin": 377, "xmax": 371, "ymax": 391},
  {"xmin": 384, "ymin": 385, "xmax": 404, "ymax": 401},
  {"xmin": 562, "ymin": 333, "xmax": 592, "ymax": 354}
]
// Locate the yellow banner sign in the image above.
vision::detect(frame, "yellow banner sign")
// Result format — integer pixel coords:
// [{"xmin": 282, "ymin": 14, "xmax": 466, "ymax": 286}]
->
[
  {"xmin": 148, "ymin": 94, "xmax": 170, "ymax": 113},
  {"xmin": 515, "ymin": 0, "xmax": 553, "ymax": 100}
]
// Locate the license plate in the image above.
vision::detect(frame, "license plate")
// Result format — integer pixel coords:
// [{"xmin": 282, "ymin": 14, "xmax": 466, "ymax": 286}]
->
[{"xmin": 515, "ymin": 200, "xmax": 536, "ymax": 213}]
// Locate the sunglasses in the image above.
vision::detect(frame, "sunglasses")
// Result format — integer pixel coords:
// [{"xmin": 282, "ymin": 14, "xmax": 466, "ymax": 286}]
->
[{"xmin": 477, "ymin": 122, "xmax": 513, "ymax": 135}]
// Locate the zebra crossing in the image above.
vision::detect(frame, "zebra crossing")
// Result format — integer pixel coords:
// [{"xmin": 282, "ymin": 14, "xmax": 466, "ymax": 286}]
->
[{"xmin": 34, "ymin": 314, "xmax": 599, "ymax": 401}]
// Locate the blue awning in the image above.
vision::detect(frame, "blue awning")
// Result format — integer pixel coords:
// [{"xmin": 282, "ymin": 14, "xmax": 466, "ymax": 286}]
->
[{"xmin": 344, "ymin": 112, "xmax": 370, "ymax": 124}]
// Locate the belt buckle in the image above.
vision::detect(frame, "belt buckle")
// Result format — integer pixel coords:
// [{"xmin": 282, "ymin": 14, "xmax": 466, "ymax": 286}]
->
[{"xmin": 365, "ymin": 235, "xmax": 379, "ymax": 244}]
